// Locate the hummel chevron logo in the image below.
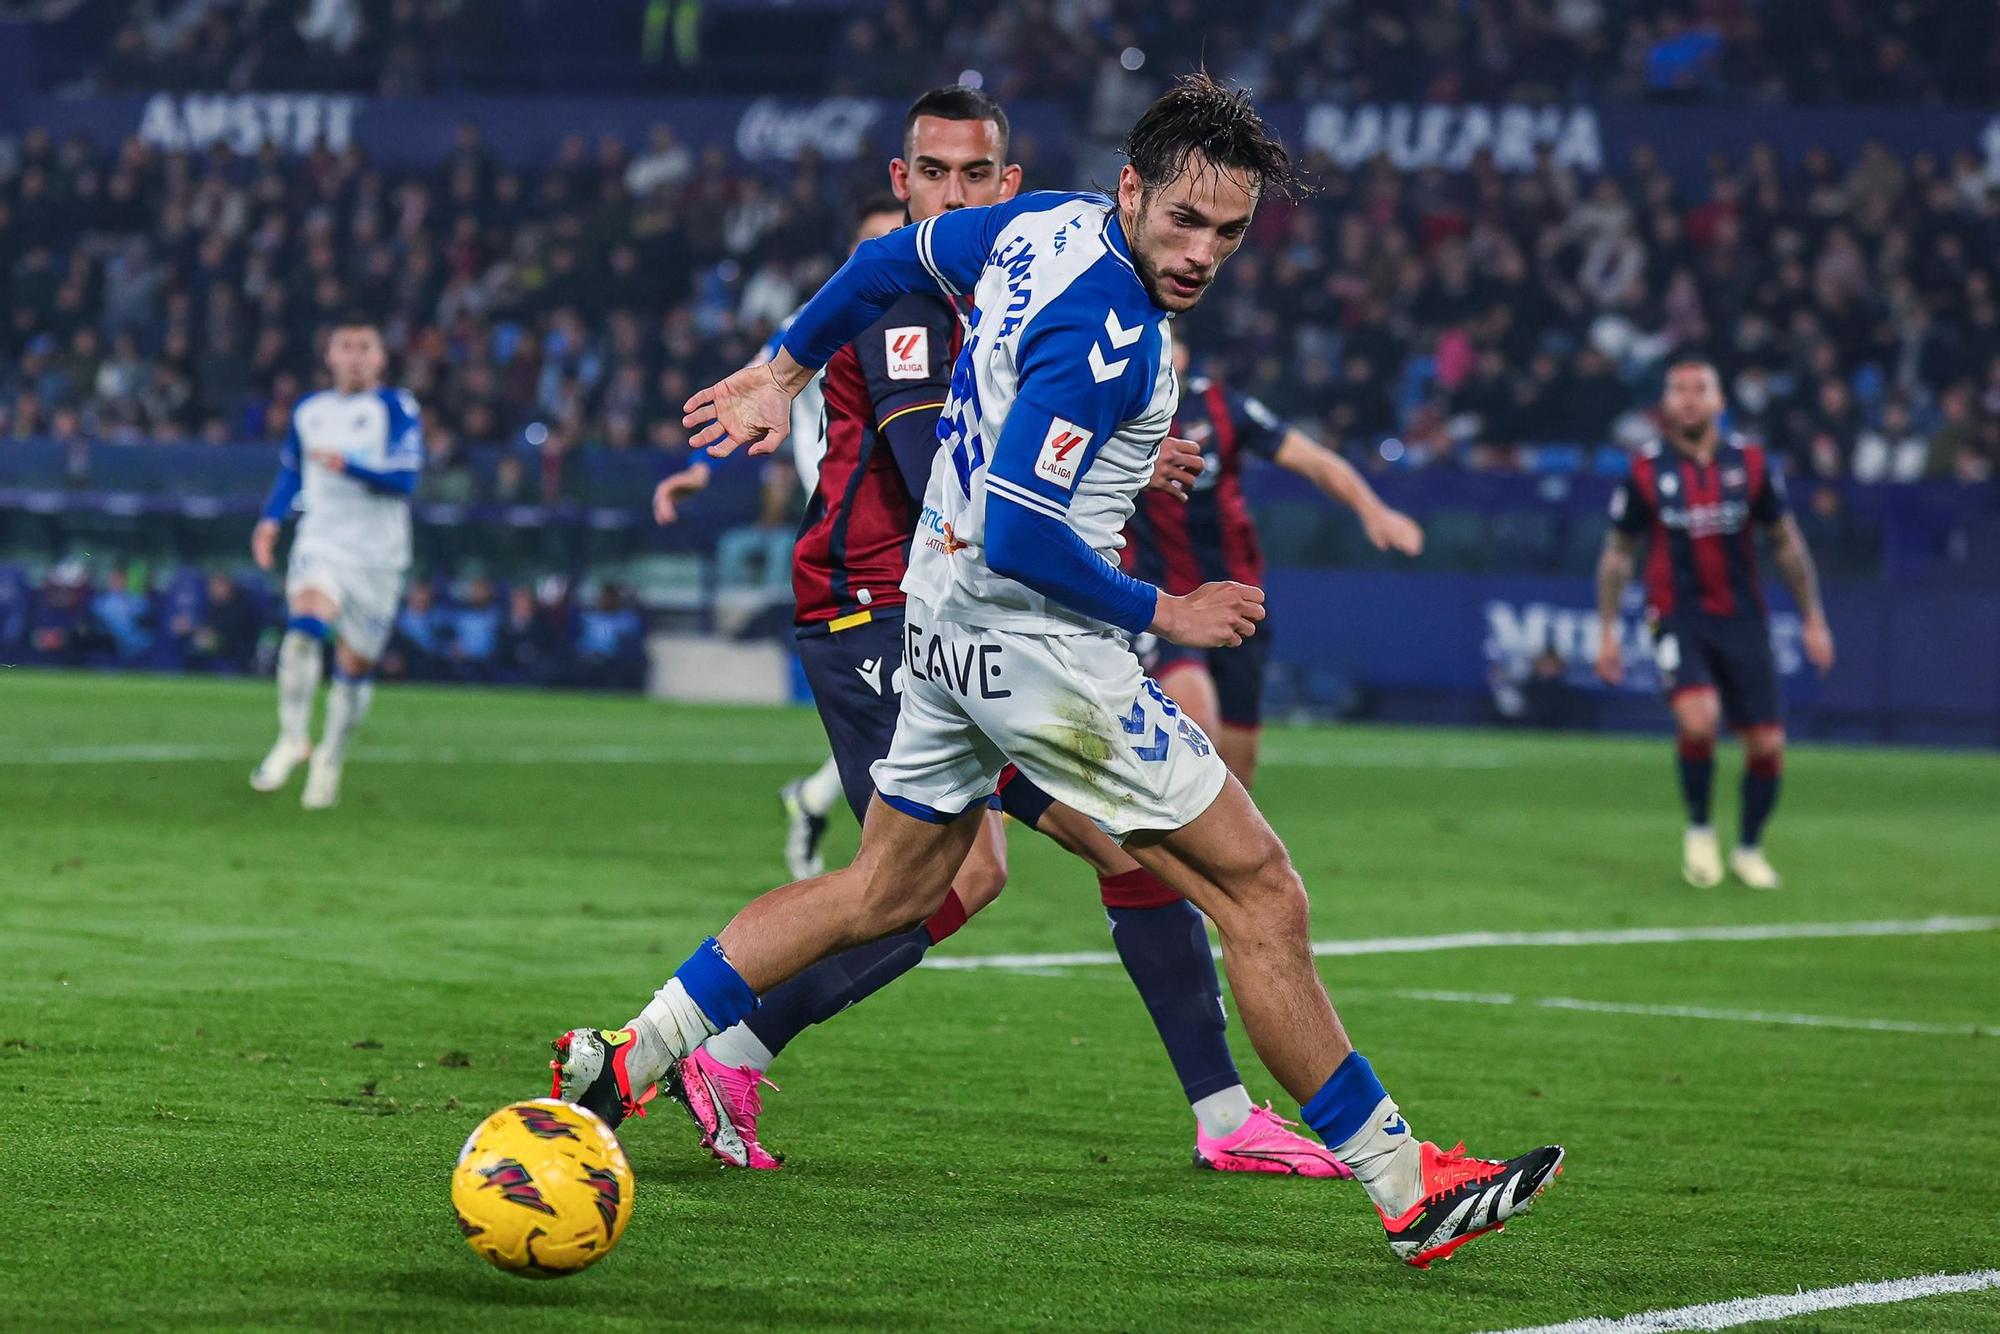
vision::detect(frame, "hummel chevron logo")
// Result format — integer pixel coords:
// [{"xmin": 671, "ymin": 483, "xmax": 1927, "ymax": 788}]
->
[
  {"xmin": 1090, "ymin": 310, "xmax": 1144, "ymax": 382},
  {"xmin": 1088, "ymin": 344, "xmax": 1127, "ymax": 383}
]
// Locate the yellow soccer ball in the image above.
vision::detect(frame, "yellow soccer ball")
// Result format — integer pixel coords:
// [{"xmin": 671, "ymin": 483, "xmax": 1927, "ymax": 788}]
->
[{"xmin": 451, "ymin": 1098, "xmax": 634, "ymax": 1278}]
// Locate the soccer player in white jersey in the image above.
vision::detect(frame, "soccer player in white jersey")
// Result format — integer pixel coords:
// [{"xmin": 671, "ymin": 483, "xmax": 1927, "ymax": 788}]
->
[
  {"xmin": 552, "ymin": 76, "xmax": 1564, "ymax": 1267},
  {"xmin": 653, "ymin": 195, "xmax": 909, "ymax": 878},
  {"xmin": 249, "ymin": 318, "xmax": 422, "ymax": 810}
]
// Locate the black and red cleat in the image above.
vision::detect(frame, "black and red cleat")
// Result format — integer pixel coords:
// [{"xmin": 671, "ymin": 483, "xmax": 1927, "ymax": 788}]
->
[
  {"xmin": 547, "ymin": 1027, "xmax": 661, "ymax": 1133},
  {"xmin": 1378, "ymin": 1140, "xmax": 1565, "ymax": 1268}
]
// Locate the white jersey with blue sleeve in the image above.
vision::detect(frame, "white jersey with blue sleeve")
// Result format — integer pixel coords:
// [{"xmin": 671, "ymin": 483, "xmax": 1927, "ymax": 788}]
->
[
  {"xmin": 284, "ymin": 388, "xmax": 423, "ymax": 572},
  {"xmin": 781, "ymin": 192, "xmax": 1175, "ymax": 639}
]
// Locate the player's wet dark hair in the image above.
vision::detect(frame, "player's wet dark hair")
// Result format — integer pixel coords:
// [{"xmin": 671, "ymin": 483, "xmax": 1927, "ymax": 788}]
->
[
  {"xmin": 1666, "ymin": 355, "xmax": 1720, "ymax": 379},
  {"xmin": 1123, "ymin": 71, "xmax": 1299, "ymax": 201},
  {"xmin": 904, "ymin": 85, "xmax": 1010, "ymax": 157},
  {"xmin": 331, "ymin": 312, "xmax": 383, "ymax": 335}
]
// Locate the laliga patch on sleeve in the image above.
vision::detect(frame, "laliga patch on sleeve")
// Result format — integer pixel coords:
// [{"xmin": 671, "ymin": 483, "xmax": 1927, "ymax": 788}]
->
[
  {"xmin": 1034, "ymin": 417, "xmax": 1093, "ymax": 491},
  {"xmin": 884, "ymin": 326, "xmax": 930, "ymax": 380}
]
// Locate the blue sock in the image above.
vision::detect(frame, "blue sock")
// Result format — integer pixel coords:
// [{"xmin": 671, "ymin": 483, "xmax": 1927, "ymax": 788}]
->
[
  {"xmin": 742, "ymin": 925, "xmax": 933, "ymax": 1058},
  {"xmin": 1301, "ymin": 1051, "xmax": 1389, "ymax": 1147},
  {"xmin": 1106, "ymin": 898, "xmax": 1241, "ymax": 1104},
  {"xmin": 287, "ymin": 614, "xmax": 331, "ymax": 641},
  {"xmin": 672, "ymin": 937, "xmax": 759, "ymax": 1032}
]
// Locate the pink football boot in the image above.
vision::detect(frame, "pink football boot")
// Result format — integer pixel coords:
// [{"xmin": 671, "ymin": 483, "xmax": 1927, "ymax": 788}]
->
[
  {"xmin": 671, "ymin": 1047, "xmax": 784, "ymax": 1170},
  {"xmin": 1194, "ymin": 1104, "xmax": 1353, "ymax": 1177}
]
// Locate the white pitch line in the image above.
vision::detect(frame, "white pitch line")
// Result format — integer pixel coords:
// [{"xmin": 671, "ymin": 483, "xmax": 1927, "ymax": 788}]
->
[
  {"xmin": 1481, "ymin": 1268, "xmax": 2000, "ymax": 1333},
  {"xmin": 920, "ymin": 915, "xmax": 2000, "ymax": 971},
  {"xmin": 1390, "ymin": 989, "xmax": 2000, "ymax": 1037},
  {"xmin": 0, "ymin": 741, "xmax": 1514, "ymax": 769}
]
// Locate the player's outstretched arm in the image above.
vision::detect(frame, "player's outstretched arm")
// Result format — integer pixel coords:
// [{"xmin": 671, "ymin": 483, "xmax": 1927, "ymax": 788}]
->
[
  {"xmin": 253, "ymin": 429, "xmax": 303, "ymax": 570},
  {"xmin": 653, "ymin": 461, "xmax": 713, "ymax": 525},
  {"xmin": 1768, "ymin": 515, "xmax": 1835, "ymax": 673},
  {"xmin": 1272, "ymin": 429, "xmax": 1423, "ymax": 555},
  {"xmin": 1594, "ymin": 530, "xmax": 1637, "ymax": 684}
]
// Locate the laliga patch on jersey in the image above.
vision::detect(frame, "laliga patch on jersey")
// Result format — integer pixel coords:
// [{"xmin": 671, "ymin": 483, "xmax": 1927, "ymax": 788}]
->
[
  {"xmin": 884, "ymin": 326, "xmax": 930, "ymax": 380},
  {"xmin": 1034, "ymin": 418, "xmax": 1093, "ymax": 491}
]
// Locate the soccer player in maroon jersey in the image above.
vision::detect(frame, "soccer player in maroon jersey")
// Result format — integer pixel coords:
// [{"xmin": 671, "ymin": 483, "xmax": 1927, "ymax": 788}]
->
[
  {"xmin": 640, "ymin": 87, "xmax": 1345, "ymax": 1180},
  {"xmin": 1125, "ymin": 340, "xmax": 1424, "ymax": 784},
  {"xmin": 1594, "ymin": 359, "xmax": 1836, "ymax": 889}
]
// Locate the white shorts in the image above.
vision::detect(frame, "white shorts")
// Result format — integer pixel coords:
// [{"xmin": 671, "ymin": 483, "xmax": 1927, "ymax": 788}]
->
[
  {"xmin": 870, "ymin": 600, "xmax": 1229, "ymax": 841},
  {"xmin": 286, "ymin": 549, "xmax": 405, "ymax": 661}
]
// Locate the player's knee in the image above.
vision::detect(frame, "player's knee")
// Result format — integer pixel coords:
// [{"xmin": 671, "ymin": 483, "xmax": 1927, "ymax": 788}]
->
[
  {"xmin": 1745, "ymin": 725, "xmax": 1785, "ymax": 763},
  {"xmin": 1232, "ymin": 845, "xmax": 1310, "ymax": 940},
  {"xmin": 953, "ymin": 859, "xmax": 1006, "ymax": 916},
  {"xmin": 852, "ymin": 860, "xmax": 950, "ymax": 935},
  {"xmin": 1675, "ymin": 698, "xmax": 1719, "ymax": 743}
]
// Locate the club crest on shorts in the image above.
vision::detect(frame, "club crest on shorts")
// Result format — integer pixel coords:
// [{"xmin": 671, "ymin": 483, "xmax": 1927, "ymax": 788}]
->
[
  {"xmin": 1177, "ymin": 716, "xmax": 1212, "ymax": 757},
  {"xmin": 885, "ymin": 326, "xmax": 929, "ymax": 380}
]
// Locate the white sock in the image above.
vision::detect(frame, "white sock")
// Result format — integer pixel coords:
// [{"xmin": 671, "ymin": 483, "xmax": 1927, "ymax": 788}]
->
[
  {"xmin": 798, "ymin": 755, "xmax": 843, "ymax": 817},
  {"xmin": 277, "ymin": 631, "xmax": 323, "ymax": 746},
  {"xmin": 1191, "ymin": 1084, "xmax": 1255, "ymax": 1139},
  {"xmin": 1329, "ymin": 1094, "xmax": 1424, "ymax": 1216},
  {"xmin": 702, "ymin": 1022, "xmax": 776, "ymax": 1073},
  {"xmin": 319, "ymin": 674, "xmax": 374, "ymax": 766},
  {"xmin": 631, "ymin": 977, "xmax": 723, "ymax": 1085}
]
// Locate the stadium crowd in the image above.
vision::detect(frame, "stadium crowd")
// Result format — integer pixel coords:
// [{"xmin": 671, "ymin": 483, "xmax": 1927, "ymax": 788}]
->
[
  {"xmin": 1, "ymin": 559, "xmax": 647, "ymax": 686},
  {"xmin": 3, "ymin": 107, "xmax": 1996, "ymax": 499},
  {"xmin": 71, "ymin": 0, "xmax": 2000, "ymax": 109}
]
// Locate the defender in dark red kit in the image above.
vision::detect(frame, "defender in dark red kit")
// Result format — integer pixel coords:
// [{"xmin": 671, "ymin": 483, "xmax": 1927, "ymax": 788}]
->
[
  {"xmin": 1595, "ymin": 359, "xmax": 1836, "ymax": 890},
  {"xmin": 1124, "ymin": 340, "xmax": 1423, "ymax": 784}
]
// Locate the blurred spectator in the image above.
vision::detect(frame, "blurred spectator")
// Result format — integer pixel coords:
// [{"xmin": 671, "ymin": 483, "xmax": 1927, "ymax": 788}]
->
[
  {"xmin": 178, "ymin": 573, "xmax": 265, "ymax": 672},
  {"xmin": 447, "ymin": 576, "xmax": 503, "ymax": 679},
  {"xmin": 391, "ymin": 580, "xmax": 449, "ymax": 679},
  {"xmin": 573, "ymin": 583, "xmax": 644, "ymax": 689},
  {"xmin": 90, "ymin": 567, "xmax": 153, "ymax": 660}
]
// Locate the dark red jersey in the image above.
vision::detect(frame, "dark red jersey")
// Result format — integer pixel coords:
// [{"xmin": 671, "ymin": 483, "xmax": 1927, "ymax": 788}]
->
[
  {"xmin": 1610, "ymin": 434, "xmax": 1789, "ymax": 620},
  {"xmin": 1120, "ymin": 376, "xmax": 1289, "ymax": 594},
  {"xmin": 794, "ymin": 291, "xmax": 965, "ymax": 628}
]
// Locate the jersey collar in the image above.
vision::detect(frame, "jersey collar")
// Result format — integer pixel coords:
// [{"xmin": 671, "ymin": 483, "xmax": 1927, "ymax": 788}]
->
[{"xmin": 1102, "ymin": 206, "xmax": 1137, "ymax": 277}]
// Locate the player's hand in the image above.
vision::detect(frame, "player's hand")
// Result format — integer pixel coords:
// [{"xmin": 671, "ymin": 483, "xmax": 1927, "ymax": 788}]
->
[
  {"xmin": 250, "ymin": 519, "xmax": 279, "ymax": 571},
  {"xmin": 1594, "ymin": 631, "xmax": 1622, "ymax": 686},
  {"xmin": 308, "ymin": 449, "xmax": 347, "ymax": 473},
  {"xmin": 683, "ymin": 355, "xmax": 807, "ymax": 458},
  {"xmin": 1148, "ymin": 435, "xmax": 1202, "ymax": 501},
  {"xmin": 1801, "ymin": 613, "xmax": 1835, "ymax": 675},
  {"xmin": 1150, "ymin": 581, "xmax": 1265, "ymax": 649},
  {"xmin": 653, "ymin": 480, "xmax": 681, "ymax": 525},
  {"xmin": 1362, "ymin": 503, "xmax": 1424, "ymax": 556}
]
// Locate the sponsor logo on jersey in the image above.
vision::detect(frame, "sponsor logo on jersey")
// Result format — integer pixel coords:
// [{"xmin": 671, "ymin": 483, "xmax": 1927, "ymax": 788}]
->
[
  {"xmin": 885, "ymin": 326, "xmax": 929, "ymax": 380},
  {"xmin": 1035, "ymin": 418, "xmax": 1091, "ymax": 490}
]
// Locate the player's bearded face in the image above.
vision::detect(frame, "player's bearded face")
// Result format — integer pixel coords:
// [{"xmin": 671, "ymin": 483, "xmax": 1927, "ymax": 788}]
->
[
  {"xmin": 1663, "ymin": 367, "xmax": 1724, "ymax": 440},
  {"xmin": 1119, "ymin": 155, "xmax": 1258, "ymax": 313}
]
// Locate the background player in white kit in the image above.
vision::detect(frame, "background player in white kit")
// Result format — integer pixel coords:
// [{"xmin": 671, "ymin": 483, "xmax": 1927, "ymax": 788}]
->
[{"xmin": 248, "ymin": 318, "xmax": 422, "ymax": 810}]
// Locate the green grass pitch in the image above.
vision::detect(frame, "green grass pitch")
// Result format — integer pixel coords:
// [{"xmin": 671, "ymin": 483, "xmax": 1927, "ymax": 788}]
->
[{"xmin": 3, "ymin": 672, "xmax": 1998, "ymax": 1331}]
